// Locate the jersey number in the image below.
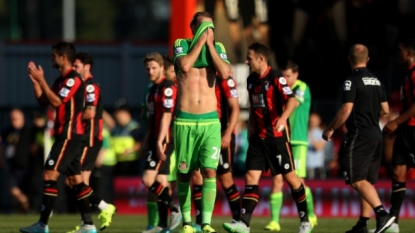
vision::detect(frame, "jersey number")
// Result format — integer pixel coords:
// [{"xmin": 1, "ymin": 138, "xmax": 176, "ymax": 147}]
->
[
  {"xmin": 211, "ymin": 147, "xmax": 219, "ymax": 160},
  {"xmin": 147, "ymin": 151, "xmax": 152, "ymax": 161}
]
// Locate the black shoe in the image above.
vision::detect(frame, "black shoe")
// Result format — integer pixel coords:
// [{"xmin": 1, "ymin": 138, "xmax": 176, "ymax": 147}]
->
[
  {"xmin": 374, "ymin": 215, "xmax": 396, "ymax": 233},
  {"xmin": 345, "ymin": 224, "xmax": 368, "ymax": 233}
]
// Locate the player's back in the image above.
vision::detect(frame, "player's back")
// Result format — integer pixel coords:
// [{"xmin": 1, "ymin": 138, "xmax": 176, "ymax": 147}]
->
[{"xmin": 345, "ymin": 68, "xmax": 385, "ymax": 138}]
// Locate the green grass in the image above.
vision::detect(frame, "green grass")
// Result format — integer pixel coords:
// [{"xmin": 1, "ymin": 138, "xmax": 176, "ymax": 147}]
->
[{"xmin": 0, "ymin": 214, "xmax": 412, "ymax": 233}]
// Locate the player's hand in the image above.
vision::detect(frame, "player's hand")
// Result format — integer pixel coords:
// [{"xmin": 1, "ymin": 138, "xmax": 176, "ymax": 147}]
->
[
  {"xmin": 156, "ymin": 142, "xmax": 167, "ymax": 161},
  {"xmin": 383, "ymin": 120, "xmax": 399, "ymax": 135},
  {"xmin": 28, "ymin": 62, "xmax": 45, "ymax": 82},
  {"xmin": 322, "ymin": 129, "xmax": 334, "ymax": 141},
  {"xmin": 221, "ymin": 132, "xmax": 232, "ymax": 149},
  {"xmin": 275, "ymin": 119, "xmax": 287, "ymax": 133},
  {"xmin": 27, "ymin": 62, "xmax": 38, "ymax": 83},
  {"xmin": 206, "ymin": 28, "xmax": 214, "ymax": 46},
  {"xmin": 198, "ymin": 31, "xmax": 208, "ymax": 46}
]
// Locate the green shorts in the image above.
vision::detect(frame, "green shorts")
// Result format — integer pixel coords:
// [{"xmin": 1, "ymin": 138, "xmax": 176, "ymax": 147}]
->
[
  {"xmin": 292, "ymin": 144, "xmax": 308, "ymax": 178},
  {"xmin": 174, "ymin": 111, "xmax": 221, "ymax": 174},
  {"xmin": 168, "ymin": 150, "xmax": 177, "ymax": 182}
]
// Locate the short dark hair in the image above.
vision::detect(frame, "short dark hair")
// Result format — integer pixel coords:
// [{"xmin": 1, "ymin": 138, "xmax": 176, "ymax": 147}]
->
[
  {"xmin": 283, "ymin": 60, "xmax": 299, "ymax": 73},
  {"xmin": 248, "ymin": 42, "xmax": 270, "ymax": 62},
  {"xmin": 143, "ymin": 52, "xmax": 164, "ymax": 66},
  {"xmin": 52, "ymin": 42, "xmax": 76, "ymax": 63},
  {"xmin": 75, "ymin": 52, "xmax": 94, "ymax": 70},
  {"xmin": 348, "ymin": 44, "xmax": 369, "ymax": 64},
  {"xmin": 163, "ymin": 55, "xmax": 174, "ymax": 69},
  {"xmin": 190, "ymin": 12, "xmax": 214, "ymax": 29},
  {"xmin": 400, "ymin": 38, "xmax": 415, "ymax": 53}
]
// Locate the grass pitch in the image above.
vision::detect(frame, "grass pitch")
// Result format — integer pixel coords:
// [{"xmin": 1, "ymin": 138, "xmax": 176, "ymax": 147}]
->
[{"xmin": 0, "ymin": 214, "xmax": 412, "ymax": 233}]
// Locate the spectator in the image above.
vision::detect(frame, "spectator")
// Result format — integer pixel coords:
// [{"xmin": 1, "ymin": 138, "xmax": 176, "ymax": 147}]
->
[
  {"xmin": 306, "ymin": 112, "xmax": 327, "ymax": 180},
  {"xmin": 103, "ymin": 100, "xmax": 145, "ymax": 176},
  {"xmin": 0, "ymin": 108, "xmax": 33, "ymax": 212}
]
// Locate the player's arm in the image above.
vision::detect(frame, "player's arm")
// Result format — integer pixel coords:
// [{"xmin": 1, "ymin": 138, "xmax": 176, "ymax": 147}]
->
[
  {"xmin": 102, "ymin": 110, "xmax": 115, "ymax": 131},
  {"xmin": 323, "ymin": 79, "xmax": 355, "ymax": 140},
  {"xmin": 157, "ymin": 112, "xmax": 173, "ymax": 147},
  {"xmin": 276, "ymin": 77, "xmax": 299, "ymax": 128},
  {"xmin": 174, "ymin": 39, "xmax": 204, "ymax": 73},
  {"xmin": 379, "ymin": 84, "xmax": 389, "ymax": 117},
  {"xmin": 32, "ymin": 82, "xmax": 49, "ymax": 106},
  {"xmin": 83, "ymin": 84, "xmax": 99, "ymax": 120},
  {"xmin": 391, "ymin": 103, "xmax": 415, "ymax": 125},
  {"xmin": 207, "ymin": 39, "xmax": 231, "ymax": 79},
  {"xmin": 37, "ymin": 78, "xmax": 63, "ymax": 107}
]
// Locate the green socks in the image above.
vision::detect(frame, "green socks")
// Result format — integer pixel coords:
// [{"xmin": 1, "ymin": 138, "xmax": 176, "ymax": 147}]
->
[
  {"xmin": 146, "ymin": 202, "xmax": 159, "ymax": 227},
  {"xmin": 202, "ymin": 178, "xmax": 217, "ymax": 224},
  {"xmin": 178, "ymin": 181, "xmax": 192, "ymax": 223},
  {"xmin": 270, "ymin": 192, "xmax": 283, "ymax": 222},
  {"xmin": 305, "ymin": 187, "xmax": 316, "ymax": 217}
]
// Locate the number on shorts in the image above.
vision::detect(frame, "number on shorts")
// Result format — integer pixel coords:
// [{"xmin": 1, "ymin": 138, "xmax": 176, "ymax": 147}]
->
[
  {"xmin": 211, "ymin": 147, "xmax": 219, "ymax": 160},
  {"xmin": 276, "ymin": 154, "xmax": 282, "ymax": 166},
  {"xmin": 147, "ymin": 150, "xmax": 152, "ymax": 161}
]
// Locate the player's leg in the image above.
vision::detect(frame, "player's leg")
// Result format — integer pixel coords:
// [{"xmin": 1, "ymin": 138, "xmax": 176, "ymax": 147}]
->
[
  {"xmin": 278, "ymin": 141, "xmax": 311, "ymax": 233},
  {"xmin": 20, "ymin": 140, "xmax": 76, "ymax": 233},
  {"xmin": 223, "ymin": 141, "xmax": 264, "ymax": 233},
  {"xmin": 293, "ymin": 145, "xmax": 317, "ymax": 227},
  {"xmin": 192, "ymin": 169, "xmax": 203, "ymax": 230},
  {"xmin": 146, "ymin": 192, "xmax": 159, "ymax": 231},
  {"xmin": 174, "ymin": 117, "xmax": 198, "ymax": 233},
  {"xmin": 142, "ymin": 143, "xmax": 179, "ymax": 232},
  {"xmin": 198, "ymin": 121, "xmax": 221, "ymax": 233},
  {"xmin": 265, "ymin": 174, "xmax": 283, "ymax": 231},
  {"xmin": 82, "ymin": 142, "xmax": 116, "ymax": 231},
  {"xmin": 343, "ymin": 139, "xmax": 394, "ymax": 233},
  {"xmin": 66, "ymin": 140, "xmax": 97, "ymax": 233},
  {"xmin": 218, "ymin": 136, "xmax": 241, "ymax": 222}
]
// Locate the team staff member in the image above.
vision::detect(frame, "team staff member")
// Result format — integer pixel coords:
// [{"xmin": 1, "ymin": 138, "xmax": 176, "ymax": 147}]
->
[
  {"xmin": 266, "ymin": 61, "xmax": 317, "ymax": 232},
  {"xmin": 65, "ymin": 52, "xmax": 116, "ymax": 232},
  {"xmin": 21, "ymin": 42, "xmax": 97, "ymax": 233},
  {"xmin": 141, "ymin": 53, "xmax": 181, "ymax": 233},
  {"xmin": 323, "ymin": 44, "xmax": 393, "ymax": 233},
  {"xmin": 223, "ymin": 43, "xmax": 312, "ymax": 233},
  {"xmin": 192, "ymin": 75, "xmax": 241, "ymax": 232},
  {"xmin": 381, "ymin": 39, "xmax": 415, "ymax": 233}
]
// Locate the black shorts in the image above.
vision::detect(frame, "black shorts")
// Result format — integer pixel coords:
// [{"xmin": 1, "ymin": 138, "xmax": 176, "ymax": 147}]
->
[
  {"xmin": 144, "ymin": 143, "xmax": 174, "ymax": 175},
  {"xmin": 80, "ymin": 141, "xmax": 103, "ymax": 171},
  {"xmin": 246, "ymin": 138, "xmax": 295, "ymax": 176},
  {"xmin": 393, "ymin": 126, "xmax": 415, "ymax": 168},
  {"xmin": 45, "ymin": 139, "xmax": 83, "ymax": 176},
  {"xmin": 217, "ymin": 134, "xmax": 236, "ymax": 174},
  {"xmin": 340, "ymin": 136, "xmax": 382, "ymax": 185}
]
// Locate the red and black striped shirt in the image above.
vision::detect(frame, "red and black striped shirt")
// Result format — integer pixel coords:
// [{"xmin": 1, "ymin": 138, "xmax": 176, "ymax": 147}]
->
[
  {"xmin": 83, "ymin": 77, "xmax": 103, "ymax": 146},
  {"xmin": 215, "ymin": 76, "xmax": 238, "ymax": 133},
  {"xmin": 247, "ymin": 67, "xmax": 295, "ymax": 142},
  {"xmin": 147, "ymin": 77, "xmax": 178, "ymax": 143},
  {"xmin": 401, "ymin": 63, "xmax": 415, "ymax": 126},
  {"xmin": 51, "ymin": 69, "xmax": 85, "ymax": 140}
]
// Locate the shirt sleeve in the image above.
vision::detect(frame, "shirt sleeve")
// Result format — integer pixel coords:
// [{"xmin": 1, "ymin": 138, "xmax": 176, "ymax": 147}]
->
[
  {"xmin": 173, "ymin": 39, "xmax": 189, "ymax": 63},
  {"xmin": 215, "ymin": 42, "xmax": 230, "ymax": 64},
  {"xmin": 221, "ymin": 77, "xmax": 238, "ymax": 99},
  {"xmin": 85, "ymin": 83, "xmax": 100, "ymax": 107},
  {"xmin": 161, "ymin": 82, "xmax": 178, "ymax": 113},
  {"xmin": 293, "ymin": 85, "xmax": 306, "ymax": 104},
  {"xmin": 56, "ymin": 76, "xmax": 83, "ymax": 103},
  {"xmin": 342, "ymin": 79, "xmax": 356, "ymax": 103},
  {"xmin": 274, "ymin": 76, "xmax": 295, "ymax": 101}
]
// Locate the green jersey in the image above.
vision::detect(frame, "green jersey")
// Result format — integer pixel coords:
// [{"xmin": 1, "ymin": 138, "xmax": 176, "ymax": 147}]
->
[
  {"xmin": 289, "ymin": 80, "xmax": 311, "ymax": 145},
  {"xmin": 172, "ymin": 38, "xmax": 230, "ymax": 72}
]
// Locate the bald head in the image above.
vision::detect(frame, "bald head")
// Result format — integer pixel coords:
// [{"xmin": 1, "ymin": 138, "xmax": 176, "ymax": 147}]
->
[{"xmin": 349, "ymin": 44, "xmax": 369, "ymax": 65}]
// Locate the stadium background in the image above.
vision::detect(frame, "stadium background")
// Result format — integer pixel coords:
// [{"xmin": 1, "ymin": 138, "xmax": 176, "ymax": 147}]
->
[{"xmin": 0, "ymin": 0, "xmax": 415, "ymax": 221}]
